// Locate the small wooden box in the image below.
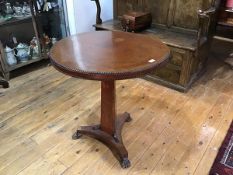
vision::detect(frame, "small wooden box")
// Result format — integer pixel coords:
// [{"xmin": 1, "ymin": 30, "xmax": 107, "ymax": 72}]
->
[{"xmin": 121, "ymin": 12, "xmax": 152, "ymax": 32}]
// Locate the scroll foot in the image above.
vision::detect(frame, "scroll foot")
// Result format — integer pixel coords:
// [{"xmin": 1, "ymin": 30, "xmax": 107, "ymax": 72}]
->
[
  {"xmin": 72, "ymin": 113, "xmax": 132, "ymax": 168},
  {"xmin": 72, "ymin": 131, "xmax": 82, "ymax": 140},
  {"xmin": 121, "ymin": 158, "xmax": 131, "ymax": 169}
]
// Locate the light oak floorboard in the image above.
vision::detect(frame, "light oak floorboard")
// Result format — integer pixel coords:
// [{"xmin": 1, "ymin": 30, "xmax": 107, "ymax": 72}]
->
[{"xmin": 0, "ymin": 58, "xmax": 232, "ymax": 175}]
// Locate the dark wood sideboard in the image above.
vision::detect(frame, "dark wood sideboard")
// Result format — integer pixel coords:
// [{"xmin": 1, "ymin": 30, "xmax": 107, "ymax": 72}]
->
[
  {"xmin": 92, "ymin": 0, "xmax": 221, "ymax": 92},
  {"xmin": 214, "ymin": 0, "xmax": 233, "ymax": 68}
]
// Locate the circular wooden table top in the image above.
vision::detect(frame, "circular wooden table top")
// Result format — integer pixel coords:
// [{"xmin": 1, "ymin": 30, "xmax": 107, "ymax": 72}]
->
[{"xmin": 49, "ymin": 31, "xmax": 170, "ymax": 80}]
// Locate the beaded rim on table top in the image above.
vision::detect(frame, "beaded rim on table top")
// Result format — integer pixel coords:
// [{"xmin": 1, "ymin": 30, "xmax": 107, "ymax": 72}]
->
[
  {"xmin": 49, "ymin": 53, "xmax": 170, "ymax": 81},
  {"xmin": 49, "ymin": 31, "xmax": 170, "ymax": 81}
]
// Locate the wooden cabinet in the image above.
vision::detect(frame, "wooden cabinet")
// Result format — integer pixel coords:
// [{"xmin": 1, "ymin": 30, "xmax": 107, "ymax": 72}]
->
[
  {"xmin": 218, "ymin": 0, "xmax": 233, "ymax": 27},
  {"xmin": 216, "ymin": 0, "xmax": 233, "ymax": 39},
  {"xmin": 214, "ymin": 0, "xmax": 233, "ymax": 67},
  {"xmin": 0, "ymin": 2, "xmax": 42, "ymax": 80},
  {"xmin": 0, "ymin": 0, "xmax": 68, "ymax": 80},
  {"xmin": 92, "ymin": 0, "xmax": 220, "ymax": 92}
]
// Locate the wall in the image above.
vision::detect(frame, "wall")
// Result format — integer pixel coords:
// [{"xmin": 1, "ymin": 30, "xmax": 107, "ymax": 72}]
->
[{"xmin": 67, "ymin": 0, "xmax": 113, "ymax": 35}]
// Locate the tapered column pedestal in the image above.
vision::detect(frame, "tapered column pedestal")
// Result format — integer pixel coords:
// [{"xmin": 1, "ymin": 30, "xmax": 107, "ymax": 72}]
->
[{"xmin": 72, "ymin": 81, "xmax": 132, "ymax": 168}]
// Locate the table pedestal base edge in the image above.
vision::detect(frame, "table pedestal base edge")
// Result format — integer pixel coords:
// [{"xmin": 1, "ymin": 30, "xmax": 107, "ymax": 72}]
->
[{"xmin": 72, "ymin": 112, "xmax": 132, "ymax": 168}]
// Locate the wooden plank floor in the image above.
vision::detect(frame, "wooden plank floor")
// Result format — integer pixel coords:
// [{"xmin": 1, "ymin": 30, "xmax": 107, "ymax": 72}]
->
[{"xmin": 0, "ymin": 58, "xmax": 232, "ymax": 175}]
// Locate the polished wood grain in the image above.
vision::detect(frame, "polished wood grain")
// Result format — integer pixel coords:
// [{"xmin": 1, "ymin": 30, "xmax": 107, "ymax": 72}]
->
[
  {"xmin": 101, "ymin": 81, "xmax": 116, "ymax": 135},
  {"xmin": 49, "ymin": 31, "xmax": 170, "ymax": 80},
  {"xmin": 49, "ymin": 31, "xmax": 170, "ymax": 168},
  {"xmin": 0, "ymin": 57, "xmax": 232, "ymax": 174}
]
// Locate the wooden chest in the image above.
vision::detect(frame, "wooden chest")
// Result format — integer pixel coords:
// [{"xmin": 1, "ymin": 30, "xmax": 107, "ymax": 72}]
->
[{"xmin": 121, "ymin": 12, "xmax": 152, "ymax": 32}]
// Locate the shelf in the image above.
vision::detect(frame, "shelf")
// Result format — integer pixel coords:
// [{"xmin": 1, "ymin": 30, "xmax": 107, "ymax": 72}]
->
[
  {"xmin": 219, "ymin": 7, "xmax": 233, "ymax": 13},
  {"xmin": 218, "ymin": 21, "xmax": 233, "ymax": 27},
  {"xmin": 0, "ymin": 16, "xmax": 32, "ymax": 27},
  {"xmin": 8, "ymin": 57, "xmax": 43, "ymax": 71},
  {"xmin": 225, "ymin": 8, "xmax": 233, "ymax": 13},
  {"xmin": 214, "ymin": 35, "xmax": 233, "ymax": 43}
]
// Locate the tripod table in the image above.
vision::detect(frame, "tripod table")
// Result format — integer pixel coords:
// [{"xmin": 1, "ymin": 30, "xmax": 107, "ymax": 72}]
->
[{"xmin": 49, "ymin": 31, "xmax": 170, "ymax": 168}]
